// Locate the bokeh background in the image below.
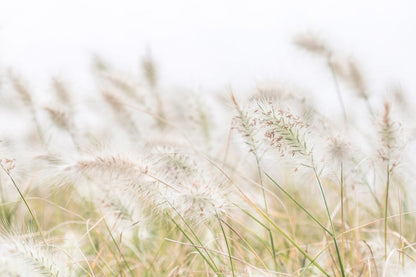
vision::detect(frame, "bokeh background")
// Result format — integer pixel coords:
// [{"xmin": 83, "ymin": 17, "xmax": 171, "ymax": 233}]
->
[{"xmin": 0, "ymin": 0, "xmax": 415, "ymax": 110}]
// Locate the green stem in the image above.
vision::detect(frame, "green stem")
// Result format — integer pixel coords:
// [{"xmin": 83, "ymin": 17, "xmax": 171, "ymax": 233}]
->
[
  {"xmin": 103, "ymin": 218, "xmax": 134, "ymax": 277},
  {"xmin": 217, "ymin": 216, "xmax": 235, "ymax": 277},
  {"xmin": 254, "ymin": 156, "xmax": 278, "ymax": 270},
  {"xmin": 265, "ymin": 173, "xmax": 332, "ymax": 235},
  {"xmin": 169, "ymin": 216, "xmax": 222, "ymax": 276},
  {"xmin": 1, "ymin": 165, "xmax": 46, "ymax": 245},
  {"xmin": 340, "ymin": 162, "xmax": 345, "ymax": 266},
  {"xmin": 257, "ymin": 207, "xmax": 331, "ymax": 277},
  {"xmin": 311, "ymin": 157, "xmax": 345, "ymax": 277}
]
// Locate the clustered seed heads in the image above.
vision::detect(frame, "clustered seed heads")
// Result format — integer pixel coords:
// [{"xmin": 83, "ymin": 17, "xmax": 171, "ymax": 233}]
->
[
  {"xmin": 144, "ymin": 147, "xmax": 229, "ymax": 222},
  {"xmin": 174, "ymin": 178, "xmax": 228, "ymax": 222},
  {"xmin": 152, "ymin": 148, "xmax": 197, "ymax": 180},
  {"xmin": 257, "ymin": 102, "xmax": 310, "ymax": 157}
]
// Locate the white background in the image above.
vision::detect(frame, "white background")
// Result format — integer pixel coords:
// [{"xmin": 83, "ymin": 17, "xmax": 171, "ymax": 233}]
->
[{"xmin": 0, "ymin": 0, "xmax": 415, "ymax": 109}]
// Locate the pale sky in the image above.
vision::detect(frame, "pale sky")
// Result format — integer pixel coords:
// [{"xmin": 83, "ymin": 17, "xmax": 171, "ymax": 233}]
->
[{"xmin": 0, "ymin": 0, "xmax": 415, "ymax": 107}]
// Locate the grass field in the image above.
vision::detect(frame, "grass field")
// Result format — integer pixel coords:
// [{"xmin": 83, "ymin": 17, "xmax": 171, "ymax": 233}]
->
[{"xmin": 0, "ymin": 35, "xmax": 415, "ymax": 276}]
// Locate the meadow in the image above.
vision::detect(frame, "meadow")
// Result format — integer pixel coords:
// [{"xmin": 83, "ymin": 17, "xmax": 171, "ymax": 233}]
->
[{"xmin": 0, "ymin": 34, "xmax": 415, "ymax": 276}]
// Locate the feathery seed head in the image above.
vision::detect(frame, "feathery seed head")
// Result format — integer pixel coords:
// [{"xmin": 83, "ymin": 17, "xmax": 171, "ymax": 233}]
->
[
  {"xmin": 332, "ymin": 57, "xmax": 369, "ymax": 99},
  {"xmin": 167, "ymin": 176, "xmax": 230, "ymax": 223},
  {"xmin": 0, "ymin": 235, "xmax": 70, "ymax": 277},
  {"xmin": 44, "ymin": 107, "xmax": 70, "ymax": 130},
  {"xmin": 8, "ymin": 71, "xmax": 33, "ymax": 108},
  {"xmin": 293, "ymin": 33, "xmax": 332, "ymax": 57},
  {"xmin": 51, "ymin": 78, "xmax": 72, "ymax": 106},
  {"xmin": 347, "ymin": 58, "xmax": 368, "ymax": 99},
  {"xmin": 327, "ymin": 136, "xmax": 350, "ymax": 162},
  {"xmin": 257, "ymin": 101, "xmax": 310, "ymax": 157},
  {"xmin": 68, "ymin": 155, "xmax": 142, "ymax": 181},
  {"xmin": 231, "ymin": 94, "xmax": 260, "ymax": 154},
  {"xmin": 141, "ymin": 52, "xmax": 158, "ymax": 88},
  {"xmin": 378, "ymin": 102, "xmax": 401, "ymax": 162}
]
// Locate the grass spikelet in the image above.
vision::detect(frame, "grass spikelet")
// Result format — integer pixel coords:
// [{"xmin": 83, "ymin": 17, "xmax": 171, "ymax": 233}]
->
[
  {"xmin": 141, "ymin": 51, "xmax": 158, "ymax": 89},
  {"xmin": 68, "ymin": 155, "xmax": 142, "ymax": 181},
  {"xmin": 346, "ymin": 58, "xmax": 368, "ymax": 100},
  {"xmin": 8, "ymin": 71, "xmax": 45, "ymax": 145},
  {"xmin": 172, "ymin": 176, "xmax": 229, "ymax": 223},
  {"xmin": 0, "ymin": 234, "xmax": 70, "ymax": 277},
  {"xmin": 378, "ymin": 102, "xmax": 401, "ymax": 163},
  {"xmin": 102, "ymin": 73, "xmax": 143, "ymax": 103},
  {"xmin": 8, "ymin": 71, "xmax": 34, "ymax": 108},
  {"xmin": 51, "ymin": 78, "xmax": 72, "ymax": 106},
  {"xmin": 102, "ymin": 90, "xmax": 140, "ymax": 139},
  {"xmin": 257, "ymin": 101, "xmax": 310, "ymax": 157},
  {"xmin": 332, "ymin": 57, "xmax": 374, "ymax": 115},
  {"xmin": 141, "ymin": 51, "xmax": 166, "ymax": 128},
  {"xmin": 148, "ymin": 146, "xmax": 198, "ymax": 181},
  {"xmin": 44, "ymin": 107, "xmax": 80, "ymax": 151},
  {"xmin": 327, "ymin": 135, "xmax": 350, "ymax": 163},
  {"xmin": 293, "ymin": 32, "xmax": 331, "ymax": 57},
  {"xmin": 44, "ymin": 107, "xmax": 70, "ymax": 131},
  {"xmin": 231, "ymin": 93, "xmax": 260, "ymax": 155}
]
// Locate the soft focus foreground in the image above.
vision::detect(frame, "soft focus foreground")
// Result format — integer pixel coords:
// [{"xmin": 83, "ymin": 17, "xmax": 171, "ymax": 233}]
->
[{"xmin": 0, "ymin": 35, "xmax": 416, "ymax": 276}]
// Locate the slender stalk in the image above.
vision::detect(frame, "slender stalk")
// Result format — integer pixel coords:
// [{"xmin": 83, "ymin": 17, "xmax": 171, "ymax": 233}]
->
[
  {"xmin": 103, "ymin": 218, "xmax": 134, "ymax": 277},
  {"xmin": 311, "ymin": 157, "xmax": 345, "ymax": 277},
  {"xmin": 168, "ymin": 204, "xmax": 221, "ymax": 275},
  {"xmin": 384, "ymin": 162, "xmax": 390, "ymax": 260},
  {"xmin": 399, "ymin": 187, "xmax": 405, "ymax": 270},
  {"xmin": 169, "ymin": 216, "xmax": 222, "ymax": 276},
  {"xmin": 217, "ymin": 216, "xmax": 235, "ymax": 277},
  {"xmin": 1, "ymin": 164, "xmax": 46, "ymax": 244},
  {"xmin": 255, "ymin": 157, "xmax": 278, "ymax": 270},
  {"xmin": 328, "ymin": 58, "xmax": 348, "ymax": 123},
  {"xmin": 266, "ymin": 165, "xmax": 345, "ymax": 276},
  {"xmin": 365, "ymin": 99, "xmax": 374, "ymax": 117},
  {"xmin": 340, "ymin": 162, "xmax": 345, "ymax": 266},
  {"xmin": 255, "ymin": 205, "xmax": 331, "ymax": 277},
  {"xmin": 231, "ymin": 94, "xmax": 278, "ymax": 270},
  {"xmin": 265, "ymin": 173, "xmax": 332, "ymax": 235},
  {"xmin": 239, "ymin": 183, "xmax": 330, "ymax": 276},
  {"xmin": 32, "ymin": 109, "xmax": 46, "ymax": 147}
]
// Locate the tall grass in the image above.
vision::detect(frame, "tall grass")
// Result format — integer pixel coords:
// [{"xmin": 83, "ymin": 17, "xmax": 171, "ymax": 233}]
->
[{"xmin": 0, "ymin": 37, "xmax": 415, "ymax": 276}]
